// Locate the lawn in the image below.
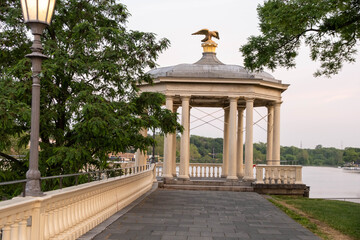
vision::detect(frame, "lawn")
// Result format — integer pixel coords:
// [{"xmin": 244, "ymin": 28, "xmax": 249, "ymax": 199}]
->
[{"xmin": 271, "ymin": 196, "xmax": 360, "ymax": 240}]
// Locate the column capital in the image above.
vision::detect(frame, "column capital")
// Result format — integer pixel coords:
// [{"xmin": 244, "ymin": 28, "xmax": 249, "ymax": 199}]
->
[
  {"xmin": 237, "ymin": 106, "xmax": 245, "ymax": 111},
  {"xmin": 266, "ymin": 104, "xmax": 274, "ymax": 110},
  {"xmin": 165, "ymin": 94, "xmax": 175, "ymax": 99},
  {"xmin": 180, "ymin": 95, "xmax": 191, "ymax": 101},
  {"xmin": 244, "ymin": 97, "xmax": 255, "ymax": 102},
  {"xmin": 273, "ymin": 100, "xmax": 283, "ymax": 105},
  {"xmin": 228, "ymin": 96, "xmax": 239, "ymax": 101}
]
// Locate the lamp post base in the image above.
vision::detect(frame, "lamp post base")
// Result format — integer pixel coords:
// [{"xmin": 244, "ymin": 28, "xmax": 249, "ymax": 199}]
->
[
  {"xmin": 25, "ymin": 180, "xmax": 44, "ymax": 197},
  {"xmin": 25, "ymin": 169, "xmax": 43, "ymax": 197}
]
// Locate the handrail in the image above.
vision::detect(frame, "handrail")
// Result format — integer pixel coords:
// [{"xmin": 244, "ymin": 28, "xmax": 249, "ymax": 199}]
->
[
  {"xmin": 0, "ymin": 179, "xmax": 27, "ymax": 186},
  {"xmin": 0, "ymin": 164, "xmax": 156, "ymax": 240},
  {"xmin": 0, "ymin": 164, "xmax": 151, "ymax": 198}
]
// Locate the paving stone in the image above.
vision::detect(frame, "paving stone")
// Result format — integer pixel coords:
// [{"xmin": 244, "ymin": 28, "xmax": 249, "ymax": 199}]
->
[
  {"xmin": 200, "ymin": 231, "xmax": 225, "ymax": 237},
  {"xmin": 161, "ymin": 235, "xmax": 187, "ymax": 240},
  {"xmin": 92, "ymin": 190, "xmax": 320, "ymax": 240},
  {"xmin": 176, "ymin": 231, "xmax": 201, "ymax": 237}
]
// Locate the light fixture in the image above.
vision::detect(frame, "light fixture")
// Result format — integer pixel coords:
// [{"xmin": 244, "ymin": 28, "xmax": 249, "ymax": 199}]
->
[{"xmin": 20, "ymin": 0, "xmax": 56, "ymax": 196}]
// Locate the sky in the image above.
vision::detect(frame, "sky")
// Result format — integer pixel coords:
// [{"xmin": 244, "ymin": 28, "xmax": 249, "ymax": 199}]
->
[{"xmin": 120, "ymin": 0, "xmax": 360, "ymax": 149}]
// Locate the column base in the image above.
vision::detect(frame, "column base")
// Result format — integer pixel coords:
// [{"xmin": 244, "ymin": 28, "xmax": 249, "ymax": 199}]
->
[
  {"xmin": 226, "ymin": 176, "xmax": 238, "ymax": 181},
  {"xmin": 162, "ymin": 174, "xmax": 173, "ymax": 180},
  {"xmin": 243, "ymin": 176, "xmax": 255, "ymax": 182},
  {"xmin": 178, "ymin": 175, "xmax": 190, "ymax": 180}
]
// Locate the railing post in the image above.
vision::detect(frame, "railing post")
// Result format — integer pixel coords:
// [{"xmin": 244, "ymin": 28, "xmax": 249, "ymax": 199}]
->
[
  {"xmin": 60, "ymin": 177, "xmax": 63, "ymax": 189},
  {"xmin": 22, "ymin": 182, "xmax": 26, "ymax": 197}
]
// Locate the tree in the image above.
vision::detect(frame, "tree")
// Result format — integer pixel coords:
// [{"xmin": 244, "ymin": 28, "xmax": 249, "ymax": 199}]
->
[
  {"xmin": 0, "ymin": 0, "xmax": 181, "ymax": 177},
  {"xmin": 343, "ymin": 147, "xmax": 360, "ymax": 164},
  {"xmin": 190, "ymin": 144, "xmax": 201, "ymax": 161},
  {"xmin": 240, "ymin": 0, "xmax": 360, "ymax": 77}
]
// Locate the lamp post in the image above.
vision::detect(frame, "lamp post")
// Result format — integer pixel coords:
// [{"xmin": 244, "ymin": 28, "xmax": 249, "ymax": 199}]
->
[{"xmin": 20, "ymin": 0, "xmax": 56, "ymax": 196}]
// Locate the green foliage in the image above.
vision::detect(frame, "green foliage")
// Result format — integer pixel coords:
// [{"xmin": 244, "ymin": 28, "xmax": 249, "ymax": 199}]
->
[
  {"xmin": 240, "ymin": 0, "xmax": 360, "ymax": 77},
  {"xmin": 0, "ymin": 0, "xmax": 181, "ymax": 184},
  {"xmin": 343, "ymin": 147, "xmax": 360, "ymax": 164},
  {"xmin": 190, "ymin": 135, "xmax": 223, "ymax": 163},
  {"xmin": 148, "ymin": 134, "xmax": 358, "ymax": 166},
  {"xmin": 189, "ymin": 143, "xmax": 201, "ymax": 161}
]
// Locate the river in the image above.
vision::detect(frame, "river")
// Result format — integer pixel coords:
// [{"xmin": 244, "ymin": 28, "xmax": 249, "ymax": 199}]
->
[
  {"xmin": 168, "ymin": 165, "xmax": 360, "ymax": 203},
  {"xmin": 303, "ymin": 166, "xmax": 360, "ymax": 203}
]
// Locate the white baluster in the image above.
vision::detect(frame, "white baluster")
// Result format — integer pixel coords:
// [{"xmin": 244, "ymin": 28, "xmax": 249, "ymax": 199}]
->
[
  {"xmin": 18, "ymin": 218, "xmax": 27, "ymax": 240},
  {"xmin": 2, "ymin": 224, "xmax": 11, "ymax": 240},
  {"xmin": 255, "ymin": 166, "xmax": 264, "ymax": 184},
  {"xmin": 264, "ymin": 168, "xmax": 270, "ymax": 184},
  {"xmin": 53, "ymin": 204, "xmax": 60, "ymax": 236},
  {"xmin": 43, "ymin": 210, "xmax": 50, "ymax": 240},
  {"xmin": 270, "ymin": 168, "xmax": 273, "ymax": 184},
  {"xmin": 48, "ymin": 207, "xmax": 55, "ymax": 239},
  {"xmin": 295, "ymin": 166, "xmax": 303, "ymax": 184},
  {"xmin": 10, "ymin": 222, "xmax": 19, "ymax": 240},
  {"xmin": 283, "ymin": 169, "xmax": 288, "ymax": 184}
]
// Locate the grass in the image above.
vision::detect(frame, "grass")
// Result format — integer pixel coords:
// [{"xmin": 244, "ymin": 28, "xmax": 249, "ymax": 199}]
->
[
  {"xmin": 267, "ymin": 198, "xmax": 328, "ymax": 239},
  {"xmin": 270, "ymin": 196, "xmax": 360, "ymax": 240}
]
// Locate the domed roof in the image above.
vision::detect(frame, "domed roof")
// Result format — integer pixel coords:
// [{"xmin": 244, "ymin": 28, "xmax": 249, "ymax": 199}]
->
[{"xmin": 148, "ymin": 52, "xmax": 279, "ymax": 83}]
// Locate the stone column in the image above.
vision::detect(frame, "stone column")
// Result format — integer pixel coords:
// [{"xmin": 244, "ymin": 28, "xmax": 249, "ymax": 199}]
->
[
  {"xmin": 266, "ymin": 104, "xmax": 274, "ymax": 165},
  {"xmin": 237, "ymin": 107, "xmax": 245, "ymax": 178},
  {"xmin": 272, "ymin": 101, "xmax": 282, "ymax": 165},
  {"xmin": 244, "ymin": 98, "xmax": 254, "ymax": 181},
  {"xmin": 172, "ymin": 106, "xmax": 179, "ymax": 177},
  {"xmin": 163, "ymin": 96, "xmax": 173, "ymax": 179},
  {"xmin": 179, "ymin": 96, "xmax": 190, "ymax": 180},
  {"xmin": 227, "ymin": 97, "xmax": 238, "ymax": 181},
  {"xmin": 135, "ymin": 128, "xmax": 148, "ymax": 167},
  {"xmin": 221, "ymin": 107, "xmax": 229, "ymax": 178}
]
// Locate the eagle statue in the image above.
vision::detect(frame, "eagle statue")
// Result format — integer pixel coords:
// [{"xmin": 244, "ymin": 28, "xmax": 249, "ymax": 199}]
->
[{"xmin": 192, "ymin": 29, "xmax": 220, "ymax": 42}]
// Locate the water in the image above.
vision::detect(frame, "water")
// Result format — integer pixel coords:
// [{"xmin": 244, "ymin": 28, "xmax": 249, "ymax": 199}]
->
[
  {"xmin": 303, "ymin": 166, "xmax": 360, "ymax": 203},
  {"xmin": 164, "ymin": 166, "xmax": 360, "ymax": 203}
]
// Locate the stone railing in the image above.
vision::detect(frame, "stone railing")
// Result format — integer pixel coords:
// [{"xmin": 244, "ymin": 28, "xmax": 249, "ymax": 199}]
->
[
  {"xmin": 156, "ymin": 163, "xmax": 222, "ymax": 178},
  {"xmin": 0, "ymin": 164, "xmax": 155, "ymax": 240},
  {"xmin": 255, "ymin": 165, "xmax": 302, "ymax": 184}
]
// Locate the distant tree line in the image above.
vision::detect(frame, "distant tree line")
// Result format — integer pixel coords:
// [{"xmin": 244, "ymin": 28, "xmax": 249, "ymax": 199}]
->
[{"xmin": 149, "ymin": 135, "xmax": 360, "ymax": 166}]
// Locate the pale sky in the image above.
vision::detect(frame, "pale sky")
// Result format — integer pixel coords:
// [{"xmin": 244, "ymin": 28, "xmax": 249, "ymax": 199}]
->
[{"xmin": 121, "ymin": 0, "xmax": 360, "ymax": 149}]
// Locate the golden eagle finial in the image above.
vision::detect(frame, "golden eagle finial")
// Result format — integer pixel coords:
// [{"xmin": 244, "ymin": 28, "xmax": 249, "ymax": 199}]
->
[
  {"xmin": 192, "ymin": 29, "xmax": 220, "ymax": 42},
  {"xmin": 192, "ymin": 29, "xmax": 220, "ymax": 53}
]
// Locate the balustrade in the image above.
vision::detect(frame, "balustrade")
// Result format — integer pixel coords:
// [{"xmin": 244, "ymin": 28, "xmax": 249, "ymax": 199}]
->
[
  {"xmin": 155, "ymin": 163, "xmax": 222, "ymax": 178},
  {"xmin": 255, "ymin": 165, "xmax": 302, "ymax": 184},
  {"xmin": 155, "ymin": 163, "xmax": 302, "ymax": 184},
  {"xmin": 0, "ymin": 164, "xmax": 153, "ymax": 240}
]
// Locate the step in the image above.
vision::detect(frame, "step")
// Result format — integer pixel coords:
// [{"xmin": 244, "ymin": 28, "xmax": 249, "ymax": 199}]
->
[
  {"xmin": 163, "ymin": 179, "xmax": 252, "ymax": 187},
  {"xmin": 161, "ymin": 184, "xmax": 254, "ymax": 192}
]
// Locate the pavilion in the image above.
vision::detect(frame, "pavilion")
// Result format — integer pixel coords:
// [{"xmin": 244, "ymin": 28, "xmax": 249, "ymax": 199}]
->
[{"xmin": 137, "ymin": 31, "xmax": 289, "ymax": 182}]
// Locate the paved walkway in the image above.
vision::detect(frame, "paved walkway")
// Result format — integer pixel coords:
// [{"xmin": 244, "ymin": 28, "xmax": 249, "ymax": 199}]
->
[{"xmin": 93, "ymin": 190, "xmax": 320, "ymax": 240}]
